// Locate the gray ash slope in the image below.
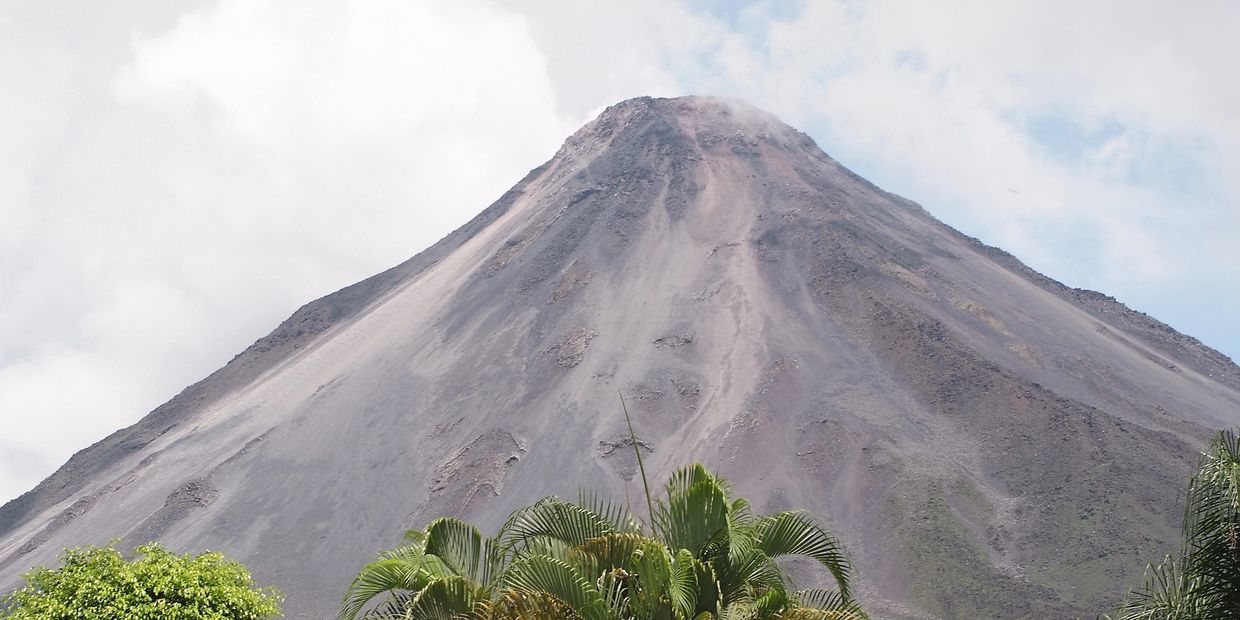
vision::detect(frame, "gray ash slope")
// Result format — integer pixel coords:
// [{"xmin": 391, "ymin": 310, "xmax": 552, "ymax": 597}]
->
[{"xmin": 3, "ymin": 96, "xmax": 1239, "ymax": 618}]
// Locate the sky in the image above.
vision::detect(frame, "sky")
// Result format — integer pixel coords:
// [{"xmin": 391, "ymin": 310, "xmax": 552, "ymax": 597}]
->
[{"xmin": 1, "ymin": 0, "xmax": 1238, "ymax": 504}]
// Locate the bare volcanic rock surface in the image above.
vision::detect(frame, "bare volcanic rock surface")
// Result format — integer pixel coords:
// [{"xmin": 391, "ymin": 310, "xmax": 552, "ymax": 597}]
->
[{"xmin": 3, "ymin": 96, "xmax": 1239, "ymax": 618}]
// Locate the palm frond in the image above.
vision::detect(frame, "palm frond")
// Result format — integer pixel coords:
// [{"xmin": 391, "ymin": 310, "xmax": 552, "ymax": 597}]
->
[
  {"xmin": 668, "ymin": 549, "xmax": 702, "ymax": 619},
  {"xmin": 752, "ymin": 583, "xmax": 789, "ymax": 618},
  {"xmin": 1112, "ymin": 429, "xmax": 1240, "ymax": 619},
  {"xmin": 1111, "ymin": 556, "xmax": 1203, "ymax": 619},
  {"xmin": 715, "ymin": 547, "xmax": 783, "ymax": 607},
  {"xmin": 790, "ymin": 588, "xmax": 869, "ymax": 620},
  {"xmin": 570, "ymin": 532, "xmax": 660, "ymax": 578},
  {"xmin": 379, "ymin": 541, "xmax": 426, "ymax": 563},
  {"xmin": 578, "ymin": 488, "xmax": 641, "ymax": 534},
  {"xmin": 501, "ymin": 497, "xmax": 617, "ymax": 556},
  {"xmin": 626, "ymin": 538, "xmax": 676, "ymax": 618},
  {"xmin": 502, "ymin": 554, "xmax": 612, "ymax": 620},
  {"xmin": 402, "ymin": 576, "xmax": 483, "ymax": 619},
  {"xmin": 1179, "ymin": 429, "xmax": 1240, "ymax": 612},
  {"xmin": 360, "ymin": 592, "xmax": 414, "ymax": 619},
  {"xmin": 718, "ymin": 497, "xmax": 759, "ymax": 571},
  {"xmin": 756, "ymin": 512, "xmax": 852, "ymax": 598},
  {"xmin": 594, "ymin": 566, "xmax": 630, "ymax": 617},
  {"xmin": 422, "ymin": 517, "xmax": 501, "ymax": 586},
  {"xmin": 719, "ymin": 600, "xmax": 759, "ymax": 620},
  {"xmin": 694, "ymin": 555, "xmax": 723, "ymax": 617},
  {"xmin": 773, "ymin": 608, "xmax": 869, "ymax": 620},
  {"xmin": 474, "ymin": 588, "xmax": 582, "ymax": 619},
  {"xmin": 340, "ymin": 556, "xmax": 432, "ymax": 620},
  {"xmin": 655, "ymin": 466, "xmax": 731, "ymax": 558}
]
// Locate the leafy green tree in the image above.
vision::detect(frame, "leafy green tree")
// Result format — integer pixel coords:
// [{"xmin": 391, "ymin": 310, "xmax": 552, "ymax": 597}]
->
[
  {"xmin": 341, "ymin": 464, "xmax": 864, "ymax": 619},
  {"xmin": 0, "ymin": 542, "xmax": 283, "ymax": 620},
  {"xmin": 1112, "ymin": 429, "xmax": 1240, "ymax": 619}
]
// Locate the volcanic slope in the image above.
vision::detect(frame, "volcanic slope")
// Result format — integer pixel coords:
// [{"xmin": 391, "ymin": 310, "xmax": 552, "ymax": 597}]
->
[{"xmin": 3, "ymin": 96, "xmax": 1239, "ymax": 618}]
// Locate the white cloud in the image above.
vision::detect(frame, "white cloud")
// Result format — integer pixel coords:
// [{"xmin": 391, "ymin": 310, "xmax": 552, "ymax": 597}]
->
[{"xmin": 0, "ymin": 0, "xmax": 581, "ymax": 502}]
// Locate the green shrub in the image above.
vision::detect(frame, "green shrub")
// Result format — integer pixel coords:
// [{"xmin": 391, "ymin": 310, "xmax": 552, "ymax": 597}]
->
[{"xmin": 0, "ymin": 542, "xmax": 282, "ymax": 619}]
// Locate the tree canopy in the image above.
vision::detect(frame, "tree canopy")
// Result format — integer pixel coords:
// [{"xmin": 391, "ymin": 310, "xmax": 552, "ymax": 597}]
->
[{"xmin": 0, "ymin": 542, "xmax": 282, "ymax": 620}]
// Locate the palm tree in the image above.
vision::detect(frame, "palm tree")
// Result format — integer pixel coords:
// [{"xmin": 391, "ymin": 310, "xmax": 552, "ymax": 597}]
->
[
  {"xmin": 339, "ymin": 518, "xmax": 503, "ymax": 618},
  {"xmin": 340, "ymin": 465, "xmax": 865, "ymax": 619},
  {"xmin": 497, "ymin": 463, "xmax": 865, "ymax": 620},
  {"xmin": 1112, "ymin": 429, "xmax": 1240, "ymax": 619}
]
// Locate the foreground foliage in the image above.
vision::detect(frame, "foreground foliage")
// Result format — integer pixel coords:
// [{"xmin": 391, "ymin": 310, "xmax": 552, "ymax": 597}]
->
[
  {"xmin": 0, "ymin": 542, "xmax": 283, "ymax": 620},
  {"xmin": 341, "ymin": 464, "xmax": 865, "ymax": 619},
  {"xmin": 1112, "ymin": 429, "xmax": 1240, "ymax": 619}
]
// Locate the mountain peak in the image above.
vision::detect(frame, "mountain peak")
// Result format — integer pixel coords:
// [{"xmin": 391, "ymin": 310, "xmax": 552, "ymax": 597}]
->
[
  {"xmin": 594, "ymin": 94, "xmax": 783, "ymax": 127},
  {"xmin": 557, "ymin": 95, "xmax": 817, "ymax": 165}
]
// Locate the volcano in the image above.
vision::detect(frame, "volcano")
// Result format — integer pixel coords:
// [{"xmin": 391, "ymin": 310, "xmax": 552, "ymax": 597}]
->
[{"xmin": 2, "ymin": 96, "xmax": 1238, "ymax": 618}]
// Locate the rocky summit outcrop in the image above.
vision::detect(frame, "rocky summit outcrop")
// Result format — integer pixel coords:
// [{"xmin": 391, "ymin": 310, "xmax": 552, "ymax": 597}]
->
[{"xmin": 2, "ymin": 96, "xmax": 1238, "ymax": 618}]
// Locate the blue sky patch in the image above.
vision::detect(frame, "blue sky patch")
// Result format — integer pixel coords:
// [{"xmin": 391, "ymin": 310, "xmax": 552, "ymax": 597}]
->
[
  {"xmin": 687, "ymin": 0, "xmax": 803, "ymax": 26},
  {"xmin": 1024, "ymin": 111, "xmax": 1125, "ymax": 163}
]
